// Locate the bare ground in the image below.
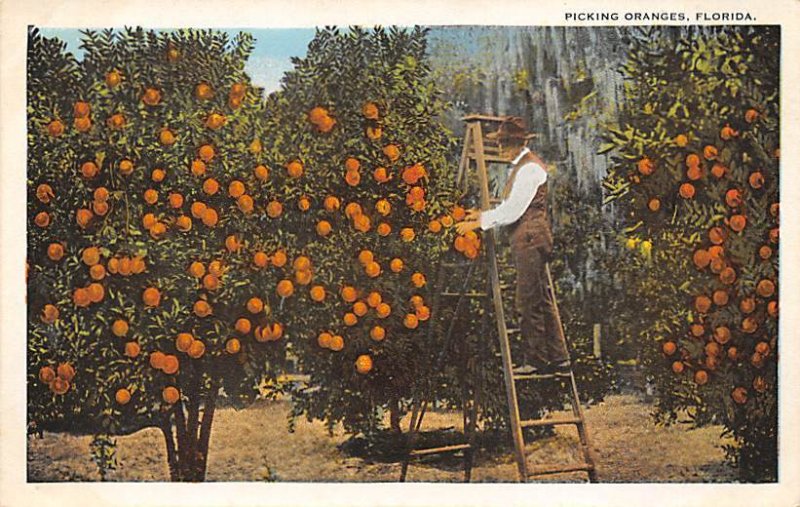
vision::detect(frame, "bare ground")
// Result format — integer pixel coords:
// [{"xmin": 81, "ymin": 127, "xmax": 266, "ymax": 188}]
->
[{"xmin": 27, "ymin": 394, "xmax": 738, "ymax": 483}]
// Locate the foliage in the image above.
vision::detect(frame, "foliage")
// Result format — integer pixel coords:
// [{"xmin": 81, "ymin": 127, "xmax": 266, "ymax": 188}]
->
[{"xmin": 603, "ymin": 26, "xmax": 779, "ymax": 482}]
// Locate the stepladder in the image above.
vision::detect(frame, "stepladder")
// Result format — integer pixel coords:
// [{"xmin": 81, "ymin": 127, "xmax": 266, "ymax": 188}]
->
[{"xmin": 399, "ymin": 114, "xmax": 598, "ymax": 483}]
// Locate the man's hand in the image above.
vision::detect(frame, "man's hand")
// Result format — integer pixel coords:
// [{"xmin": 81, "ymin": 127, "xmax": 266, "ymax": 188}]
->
[
  {"xmin": 455, "ymin": 220, "xmax": 481, "ymax": 235},
  {"xmin": 464, "ymin": 208, "xmax": 481, "ymax": 221}
]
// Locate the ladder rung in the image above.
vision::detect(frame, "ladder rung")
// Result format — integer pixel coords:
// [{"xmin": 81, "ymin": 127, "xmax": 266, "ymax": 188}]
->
[
  {"xmin": 441, "ymin": 291, "xmax": 487, "ymax": 298},
  {"xmin": 521, "ymin": 416, "xmax": 583, "ymax": 428},
  {"xmin": 462, "ymin": 114, "xmax": 507, "ymax": 122},
  {"xmin": 468, "ymin": 152, "xmax": 509, "ymax": 163},
  {"xmin": 408, "ymin": 443, "xmax": 471, "ymax": 457},
  {"xmin": 507, "ymin": 328, "xmax": 520, "ymax": 334},
  {"xmin": 528, "ymin": 462, "xmax": 594, "ymax": 477},
  {"xmin": 513, "ymin": 371, "xmax": 571, "ymax": 381}
]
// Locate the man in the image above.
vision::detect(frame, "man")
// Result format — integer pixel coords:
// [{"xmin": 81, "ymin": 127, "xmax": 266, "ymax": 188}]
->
[{"xmin": 455, "ymin": 116, "xmax": 570, "ymax": 375}]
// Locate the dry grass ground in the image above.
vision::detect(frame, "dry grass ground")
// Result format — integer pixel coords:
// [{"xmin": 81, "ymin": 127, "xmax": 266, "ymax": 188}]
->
[{"xmin": 27, "ymin": 394, "xmax": 737, "ymax": 482}]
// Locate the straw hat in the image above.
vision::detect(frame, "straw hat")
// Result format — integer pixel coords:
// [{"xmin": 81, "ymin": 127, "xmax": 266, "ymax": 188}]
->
[{"xmin": 486, "ymin": 116, "xmax": 537, "ymax": 141}]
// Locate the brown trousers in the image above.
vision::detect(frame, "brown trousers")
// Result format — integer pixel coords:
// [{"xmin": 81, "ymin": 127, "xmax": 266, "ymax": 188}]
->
[{"xmin": 510, "ymin": 241, "xmax": 569, "ymax": 366}]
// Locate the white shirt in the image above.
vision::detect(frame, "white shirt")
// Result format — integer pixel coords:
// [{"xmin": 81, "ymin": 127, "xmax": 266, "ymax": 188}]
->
[{"xmin": 480, "ymin": 147, "xmax": 548, "ymax": 231}]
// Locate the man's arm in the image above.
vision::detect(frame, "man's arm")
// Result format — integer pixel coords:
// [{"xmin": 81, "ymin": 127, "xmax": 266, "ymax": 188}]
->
[{"xmin": 479, "ymin": 163, "xmax": 547, "ymax": 231}]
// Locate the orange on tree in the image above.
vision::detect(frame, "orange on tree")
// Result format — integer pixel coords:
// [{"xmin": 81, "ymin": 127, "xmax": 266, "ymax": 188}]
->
[
  {"xmin": 310, "ymin": 285, "xmax": 326, "ymax": 302},
  {"xmin": 187, "ymin": 340, "xmax": 206, "ymax": 359},
  {"xmin": 246, "ymin": 297, "xmax": 264, "ymax": 314},
  {"xmin": 112, "ymin": 319, "xmax": 129, "ymax": 337},
  {"xmin": 355, "ymin": 355, "xmax": 373, "ymax": 374},
  {"xmin": 162, "ymin": 355, "xmax": 180, "ymax": 374},
  {"xmin": 286, "ymin": 160, "xmax": 304, "ymax": 178},
  {"xmin": 234, "ymin": 318, "xmax": 252, "ymax": 335},
  {"xmin": 115, "ymin": 388, "xmax": 132, "ymax": 405},
  {"xmin": 370, "ymin": 326, "xmax": 385, "ymax": 341},
  {"xmin": 277, "ymin": 279, "xmax": 294, "ymax": 298},
  {"xmin": 317, "ymin": 331, "xmax": 333, "ymax": 349},
  {"xmin": 162, "ymin": 386, "xmax": 180, "ymax": 404},
  {"xmin": 41, "ymin": 304, "xmax": 60, "ymax": 324}
]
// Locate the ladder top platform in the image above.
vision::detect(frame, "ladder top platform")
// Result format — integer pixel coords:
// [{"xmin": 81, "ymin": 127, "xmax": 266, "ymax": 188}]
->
[{"xmin": 461, "ymin": 114, "xmax": 508, "ymax": 122}]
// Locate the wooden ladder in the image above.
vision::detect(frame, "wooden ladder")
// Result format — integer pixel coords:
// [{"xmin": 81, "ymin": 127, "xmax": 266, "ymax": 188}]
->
[{"xmin": 399, "ymin": 115, "xmax": 599, "ymax": 483}]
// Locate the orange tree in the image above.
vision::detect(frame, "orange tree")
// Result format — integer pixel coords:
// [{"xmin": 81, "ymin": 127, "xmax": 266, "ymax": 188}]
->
[
  {"xmin": 27, "ymin": 28, "xmax": 285, "ymax": 481},
  {"xmin": 261, "ymin": 26, "xmax": 467, "ymax": 434},
  {"xmin": 602, "ymin": 26, "xmax": 779, "ymax": 481}
]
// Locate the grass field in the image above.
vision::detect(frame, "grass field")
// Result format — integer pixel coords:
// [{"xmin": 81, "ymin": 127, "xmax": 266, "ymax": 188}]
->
[{"xmin": 27, "ymin": 394, "xmax": 737, "ymax": 482}]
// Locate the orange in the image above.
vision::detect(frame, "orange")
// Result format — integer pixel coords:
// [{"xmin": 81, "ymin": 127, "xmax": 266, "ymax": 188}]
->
[
  {"xmin": 237, "ymin": 195, "xmax": 254, "ymax": 214},
  {"xmin": 144, "ymin": 189, "xmax": 158, "ymax": 205},
  {"xmin": 107, "ymin": 257, "xmax": 119, "ymax": 274},
  {"xmin": 230, "ymin": 82, "xmax": 246, "ymax": 97},
  {"xmin": 400, "ymin": 228, "xmax": 415, "ymax": 242},
  {"xmin": 719, "ymin": 267, "xmax": 737, "ymax": 285},
  {"xmin": 187, "ymin": 340, "xmax": 206, "ymax": 359},
  {"xmin": 686, "ymin": 166, "xmax": 702, "ymax": 181},
  {"xmin": 73, "ymin": 101, "xmax": 91, "ymax": 118},
  {"xmin": 254, "ymin": 164, "xmax": 270, "ymax": 181},
  {"xmin": 270, "ymin": 323, "xmax": 284, "ymax": 341},
  {"xmin": 411, "ymin": 272, "xmax": 426, "ymax": 288},
  {"xmin": 727, "ymin": 347, "xmax": 738, "ymax": 360},
  {"xmin": 344, "ymin": 202, "xmax": 362, "ymax": 219},
  {"xmin": 205, "ymin": 113, "xmax": 226, "ymax": 130},
  {"xmin": 711, "ymin": 163, "xmax": 726, "ymax": 179},
  {"xmin": 756, "ymin": 279, "xmax": 775, "ymax": 298},
  {"xmin": 39, "ymin": 366, "xmax": 56, "ymax": 383},
  {"xmin": 142, "ymin": 88, "xmax": 161, "ymax": 106},
  {"xmin": 739, "ymin": 297, "xmax": 756, "ymax": 314},
  {"xmin": 705, "ymin": 341, "xmax": 721, "ymax": 357},
  {"xmin": 203, "ymin": 274, "xmax": 220, "ymax": 291},
  {"xmin": 692, "ymin": 249, "xmax": 710, "ymax": 269},
  {"xmin": 383, "ymin": 144, "xmax": 400, "ymax": 162},
  {"xmin": 50, "ymin": 378, "xmax": 70, "ymax": 395},
  {"xmin": 227, "ymin": 180, "xmax": 246, "ymax": 199},
  {"xmin": 36, "ymin": 183, "xmax": 54, "ymax": 203},
  {"xmin": 234, "ymin": 318, "xmax": 252, "ymax": 335},
  {"xmin": 713, "ymin": 326, "xmax": 731, "ymax": 344},
  {"xmin": 370, "ymin": 326, "xmax": 385, "ymax": 342},
  {"xmin": 353, "ymin": 214, "xmax": 371, "ymax": 232},
  {"xmin": 308, "ymin": 107, "xmax": 329, "ymax": 123},
  {"xmin": 190, "ymin": 202, "xmax": 207, "ymax": 219},
  {"xmin": 376, "ymin": 303, "xmax": 391, "ymax": 319},
  {"xmin": 373, "ymin": 167, "xmax": 390, "ymax": 183},
  {"xmin": 272, "ymin": 250, "xmax": 288, "ymax": 267},
  {"xmin": 341, "ymin": 286, "xmax": 358, "ymax": 303},
  {"xmin": 249, "ymin": 138, "xmax": 263, "ymax": 154},
  {"xmin": 198, "ymin": 144, "xmax": 215, "ymax": 163},
  {"xmin": 35, "ymin": 212, "xmax": 51, "ymax": 228},
  {"xmin": 441, "ymin": 215, "xmax": 454, "ymax": 228},
  {"xmin": 87, "ymin": 283, "xmax": 105, "ymax": 303},
  {"xmin": 168, "ymin": 193, "xmax": 184, "ymax": 209},
  {"xmin": 176, "ymin": 333, "xmax": 194, "ymax": 353},
  {"xmin": 358, "ymin": 250, "xmax": 374, "ymax": 265},
  {"xmin": 755, "ymin": 342, "xmax": 770, "ymax": 356},
  {"xmin": 662, "ymin": 341, "xmax": 677, "ymax": 356},
  {"xmin": 353, "ymin": 301, "xmax": 368, "ymax": 317},
  {"xmin": 115, "ymin": 388, "xmax": 132, "ymax": 405},
  {"xmin": 769, "ymin": 227, "xmax": 779, "ymax": 244},
  {"xmin": 277, "ymin": 279, "xmax": 294, "ymax": 298},
  {"xmin": 298, "ymin": 196, "xmax": 311, "ymax": 211},
  {"xmin": 694, "ymin": 370, "xmax": 709, "ymax": 385},
  {"xmin": 149, "ymin": 222, "xmax": 167, "ymax": 239},
  {"xmin": 685, "ymin": 154, "xmax": 700, "ymax": 167},
  {"xmin": 149, "ymin": 351, "xmax": 167, "ymax": 369},
  {"xmin": 753, "ymin": 377, "xmax": 768, "ymax": 393},
  {"xmin": 112, "ymin": 319, "xmax": 129, "ymax": 337},
  {"xmin": 159, "ymin": 129, "xmax": 176, "ymax": 146},
  {"xmin": 638, "ymin": 158, "xmax": 655, "ymax": 176},
  {"xmin": 194, "ymin": 300, "xmax": 212, "ymax": 317},
  {"xmin": 191, "ymin": 159, "xmax": 207, "ymax": 177},
  {"xmin": 362, "ymin": 102, "xmax": 379, "ymax": 119},
  {"xmin": 74, "ymin": 117, "xmax": 92, "ymax": 132},
  {"xmin": 317, "ymin": 332, "xmax": 333, "ymax": 349},
  {"xmin": 729, "ymin": 215, "xmax": 746, "ymax": 232},
  {"xmin": 92, "ymin": 201, "xmax": 109, "ymax": 216},
  {"xmin": 329, "ymin": 335, "xmax": 345, "ymax": 352},
  {"xmin": 410, "ymin": 295, "xmax": 424, "ymax": 308},
  {"xmin": 226, "ymin": 338, "xmax": 241, "ymax": 354},
  {"xmin": 202, "ymin": 208, "xmax": 219, "ymax": 227},
  {"xmin": 355, "ymin": 355, "xmax": 373, "ymax": 374},
  {"xmin": 254, "ymin": 326, "xmax": 269, "ymax": 343},
  {"xmin": 119, "ymin": 159, "xmax": 134, "ymax": 176},
  {"xmin": 377, "ymin": 223, "xmax": 391, "ymax": 236},
  {"xmin": 725, "ymin": 189, "xmax": 742, "ymax": 208},
  {"xmin": 189, "ymin": 261, "xmax": 205, "ymax": 278},
  {"xmin": 324, "ymin": 195, "xmax": 341, "ymax": 212},
  {"xmin": 690, "ymin": 324, "xmax": 704, "ymax": 337},
  {"xmin": 767, "ymin": 300, "xmax": 778, "ymax": 318},
  {"xmin": 367, "ymin": 126, "xmax": 383, "ymax": 140},
  {"xmin": 143, "ymin": 287, "xmax": 161, "ymax": 307},
  {"xmin": 672, "ymin": 361, "xmax": 685, "ymax": 374},
  {"xmin": 267, "ymin": 200, "xmax": 283, "ymax": 218},
  {"xmin": 195, "ymin": 82, "xmax": 214, "ymax": 100},
  {"xmin": 679, "ymin": 183, "xmax": 695, "ymax": 199},
  {"xmin": 415, "ymin": 305, "xmax": 431, "ymax": 321},
  {"xmin": 745, "ymin": 108, "xmax": 759, "ymax": 123},
  {"xmin": 162, "ymin": 355, "xmax": 179, "ymax": 374},
  {"xmin": 343, "ymin": 312, "xmax": 358, "ymax": 326},
  {"xmin": 367, "ymin": 292, "xmax": 382, "ymax": 308},
  {"xmin": 317, "ymin": 116, "xmax": 336, "ymax": 133},
  {"xmin": 293, "ymin": 256, "xmax": 311, "ymax": 271},
  {"xmin": 742, "ymin": 317, "xmax": 758, "ymax": 334},
  {"xmin": 176, "ymin": 215, "xmax": 192, "ymax": 231},
  {"xmin": 345, "ymin": 170, "xmax": 361, "ymax": 186},
  {"xmin": 286, "ymin": 160, "xmax": 304, "ymax": 178},
  {"xmin": 47, "ymin": 243, "xmax": 65, "ymax": 262},
  {"xmin": 247, "ymin": 297, "xmax": 264, "ymax": 314},
  {"xmin": 720, "ymin": 125, "xmax": 738, "ymax": 140},
  {"xmin": 56, "ymin": 362, "xmax": 75, "ymax": 381},
  {"xmin": 225, "ymin": 235, "xmax": 241, "ymax": 253},
  {"xmin": 316, "ymin": 220, "xmax": 332, "ymax": 236},
  {"xmin": 253, "ymin": 251, "xmax": 270, "ymax": 268},
  {"xmin": 295, "ymin": 269, "xmax": 312, "ymax": 286},
  {"xmin": 203, "ymin": 178, "xmax": 220, "ymax": 195},
  {"xmin": 712, "ymin": 290, "xmax": 729, "ymax": 306},
  {"xmin": 81, "ymin": 161, "xmax": 99, "ymax": 179},
  {"xmin": 404, "ymin": 313, "xmax": 419, "ymax": 329},
  {"xmin": 107, "ymin": 113, "xmax": 126, "ymax": 130},
  {"xmin": 41, "ymin": 304, "xmax": 59, "ymax": 324},
  {"xmin": 428, "ymin": 219, "xmax": 442, "ymax": 233},
  {"xmin": 675, "ymin": 134, "xmax": 688, "ymax": 147},
  {"xmin": 162, "ymin": 386, "xmax": 180, "ymax": 404},
  {"xmin": 365, "ymin": 261, "xmax": 381, "ymax": 278},
  {"xmin": 345, "ymin": 157, "xmax": 360, "ymax": 172},
  {"xmin": 709, "ymin": 227, "xmax": 726, "ymax": 245},
  {"xmin": 731, "ymin": 387, "xmax": 748, "ymax": 405},
  {"xmin": 47, "ymin": 119, "xmax": 65, "ymax": 137},
  {"xmin": 703, "ymin": 145, "xmax": 718, "ymax": 160},
  {"xmin": 310, "ymin": 285, "xmax": 326, "ymax": 302}
]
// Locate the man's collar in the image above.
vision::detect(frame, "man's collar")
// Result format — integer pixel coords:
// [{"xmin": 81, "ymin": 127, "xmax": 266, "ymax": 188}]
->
[{"xmin": 511, "ymin": 147, "xmax": 531, "ymax": 165}]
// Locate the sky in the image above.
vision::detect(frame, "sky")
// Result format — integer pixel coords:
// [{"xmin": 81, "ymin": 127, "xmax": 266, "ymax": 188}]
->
[{"xmin": 38, "ymin": 28, "xmax": 318, "ymax": 94}]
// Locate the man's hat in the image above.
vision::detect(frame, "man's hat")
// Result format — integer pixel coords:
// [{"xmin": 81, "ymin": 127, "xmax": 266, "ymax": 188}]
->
[{"xmin": 486, "ymin": 116, "xmax": 537, "ymax": 141}]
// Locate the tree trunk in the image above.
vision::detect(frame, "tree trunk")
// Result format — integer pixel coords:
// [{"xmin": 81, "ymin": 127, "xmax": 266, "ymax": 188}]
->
[
  {"xmin": 161, "ymin": 383, "xmax": 218, "ymax": 482},
  {"xmin": 389, "ymin": 399, "xmax": 402, "ymax": 433}
]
